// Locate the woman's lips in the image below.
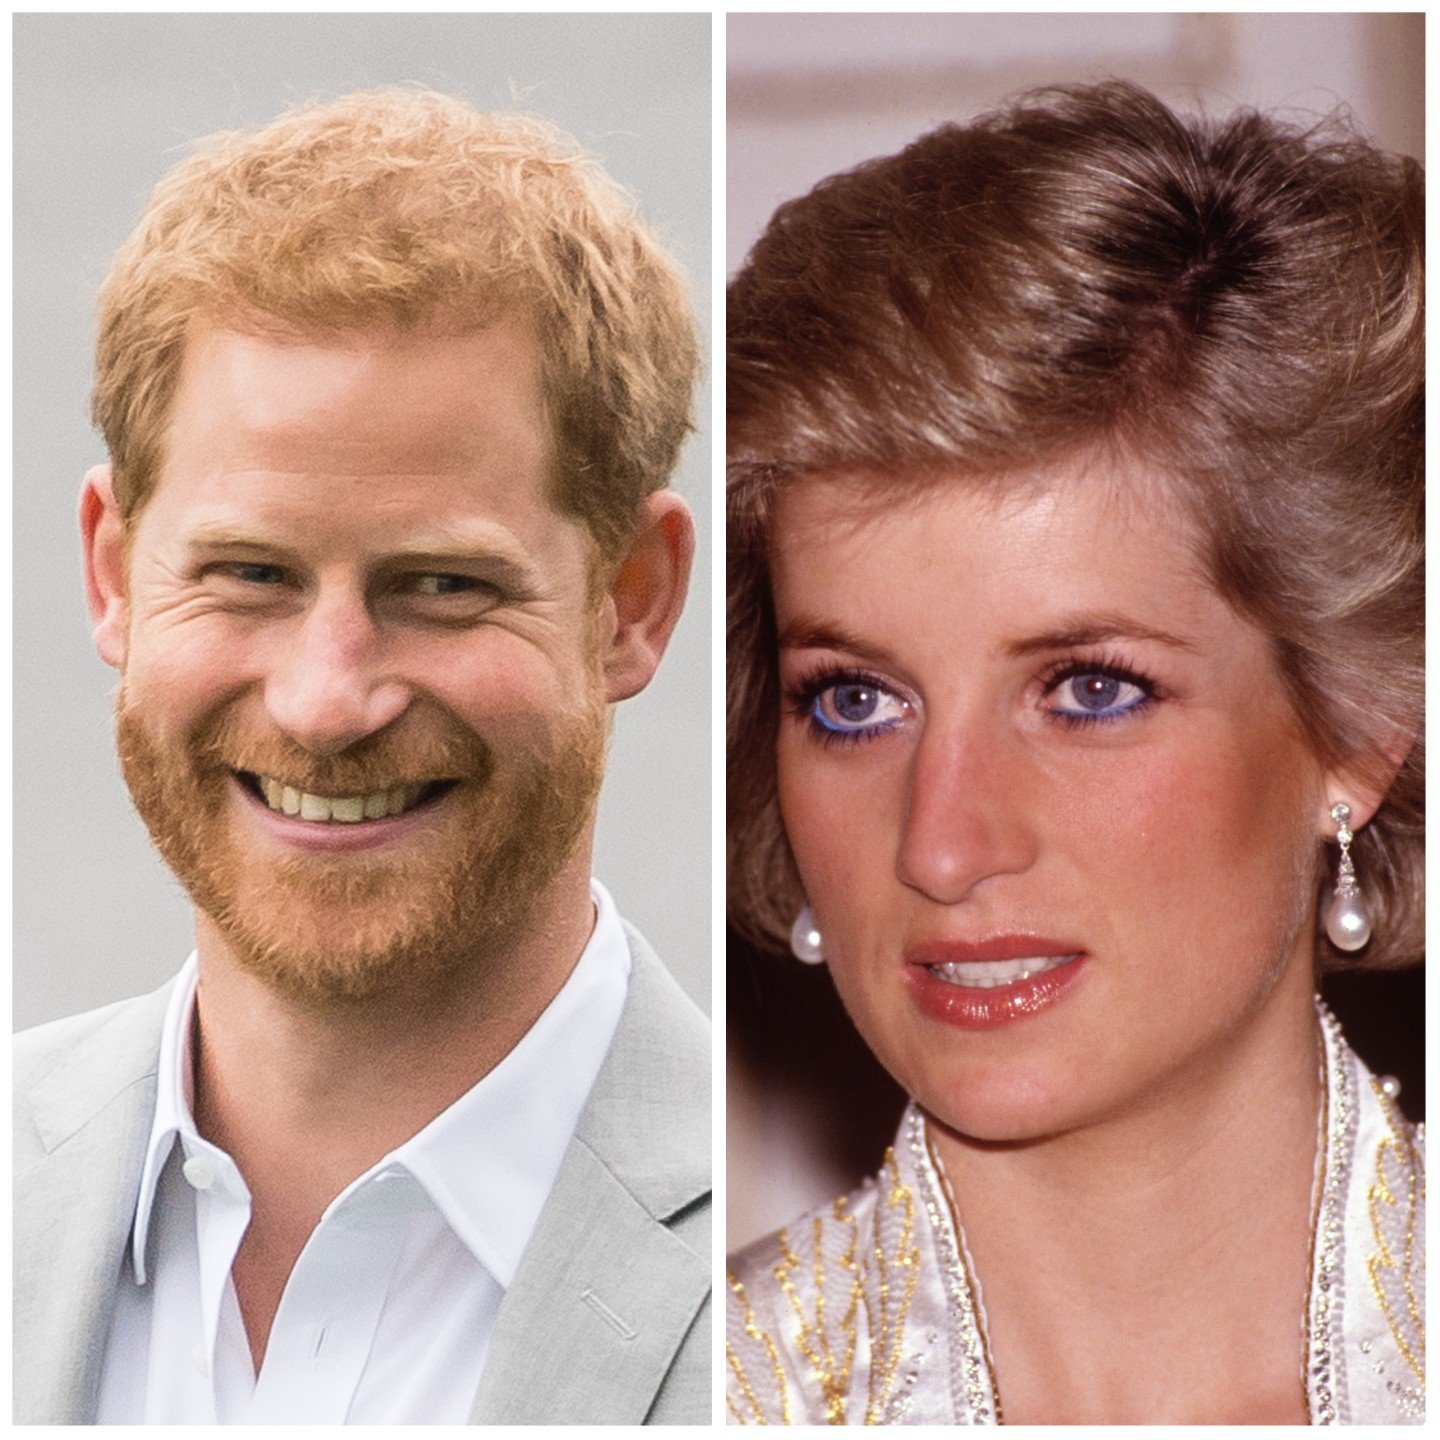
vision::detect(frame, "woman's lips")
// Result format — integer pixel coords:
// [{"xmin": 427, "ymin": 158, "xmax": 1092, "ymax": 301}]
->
[{"xmin": 903, "ymin": 936, "xmax": 1088, "ymax": 1030}]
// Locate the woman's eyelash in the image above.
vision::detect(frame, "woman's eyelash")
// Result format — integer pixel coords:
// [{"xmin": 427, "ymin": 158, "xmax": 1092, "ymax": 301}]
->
[
  {"xmin": 782, "ymin": 653, "xmax": 1162, "ymax": 746},
  {"xmin": 783, "ymin": 667, "xmax": 907, "ymax": 746},
  {"xmin": 1039, "ymin": 655, "xmax": 1161, "ymax": 726}
]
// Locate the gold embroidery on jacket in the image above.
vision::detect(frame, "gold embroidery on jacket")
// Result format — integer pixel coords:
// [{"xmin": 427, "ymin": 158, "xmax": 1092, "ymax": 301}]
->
[
  {"xmin": 727, "ymin": 1268, "xmax": 792, "ymax": 1425},
  {"xmin": 726, "ymin": 1151, "xmax": 922, "ymax": 1425},
  {"xmin": 864, "ymin": 1153, "xmax": 922, "ymax": 1423},
  {"xmin": 774, "ymin": 1199, "xmax": 862, "ymax": 1423},
  {"xmin": 1366, "ymin": 1080, "xmax": 1425, "ymax": 1393}
]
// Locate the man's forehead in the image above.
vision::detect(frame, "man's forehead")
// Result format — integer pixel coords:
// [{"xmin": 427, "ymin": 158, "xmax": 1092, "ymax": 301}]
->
[
  {"xmin": 170, "ymin": 314, "xmax": 544, "ymax": 453},
  {"xmin": 156, "ymin": 315, "xmax": 552, "ymax": 492},
  {"xmin": 181, "ymin": 506, "xmax": 527, "ymax": 549}
]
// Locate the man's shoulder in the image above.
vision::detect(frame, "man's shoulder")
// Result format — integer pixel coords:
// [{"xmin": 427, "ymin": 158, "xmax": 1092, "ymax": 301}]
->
[
  {"xmin": 619, "ymin": 920, "xmax": 710, "ymax": 1051},
  {"xmin": 14, "ymin": 985, "xmax": 174, "ymax": 1425},
  {"xmin": 605, "ymin": 924, "xmax": 710, "ymax": 1113},
  {"xmin": 16, "ymin": 982, "xmax": 173, "ymax": 1080},
  {"xmin": 15, "ymin": 982, "xmax": 173, "ymax": 1160},
  {"xmin": 17, "ymin": 983, "xmax": 170, "ymax": 1062}
]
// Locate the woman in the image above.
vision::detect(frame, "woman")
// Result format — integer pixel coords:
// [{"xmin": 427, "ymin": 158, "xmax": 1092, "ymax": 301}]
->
[{"xmin": 726, "ymin": 83, "xmax": 1422, "ymax": 1425}]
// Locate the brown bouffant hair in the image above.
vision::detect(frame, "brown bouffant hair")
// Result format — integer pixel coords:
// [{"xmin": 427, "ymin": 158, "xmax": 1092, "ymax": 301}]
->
[
  {"xmin": 728, "ymin": 82, "xmax": 1422, "ymax": 972},
  {"xmin": 93, "ymin": 88, "xmax": 698, "ymax": 562}
]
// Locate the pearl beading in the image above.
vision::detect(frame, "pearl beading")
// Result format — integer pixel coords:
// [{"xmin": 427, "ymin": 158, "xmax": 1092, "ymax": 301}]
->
[
  {"xmin": 1309, "ymin": 997, "xmax": 1358, "ymax": 1424},
  {"xmin": 907, "ymin": 1105, "xmax": 1001, "ymax": 1423}
]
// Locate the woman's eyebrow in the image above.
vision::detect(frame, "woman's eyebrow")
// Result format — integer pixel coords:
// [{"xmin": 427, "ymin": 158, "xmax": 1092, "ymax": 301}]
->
[
  {"xmin": 774, "ymin": 616, "xmax": 896, "ymax": 666},
  {"xmin": 1003, "ymin": 615, "xmax": 1201, "ymax": 656},
  {"xmin": 778, "ymin": 613, "xmax": 1202, "ymax": 661}
]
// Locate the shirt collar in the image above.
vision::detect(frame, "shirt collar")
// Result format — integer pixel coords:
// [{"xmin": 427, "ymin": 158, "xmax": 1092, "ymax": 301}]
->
[{"xmin": 129, "ymin": 879, "xmax": 632, "ymax": 1289}]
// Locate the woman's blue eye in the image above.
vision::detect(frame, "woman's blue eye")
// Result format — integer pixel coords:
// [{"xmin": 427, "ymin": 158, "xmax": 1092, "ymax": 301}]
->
[
  {"xmin": 1046, "ymin": 670, "xmax": 1149, "ymax": 719},
  {"xmin": 832, "ymin": 683, "xmax": 881, "ymax": 722},
  {"xmin": 810, "ymin": 679, "xmax": 907, "ymax": 736}
]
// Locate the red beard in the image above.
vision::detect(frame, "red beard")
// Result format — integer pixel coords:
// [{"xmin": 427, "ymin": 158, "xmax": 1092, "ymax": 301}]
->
[{"xmin": 115, "ymin": 685, "xmax": 608, "ymax": 1004}]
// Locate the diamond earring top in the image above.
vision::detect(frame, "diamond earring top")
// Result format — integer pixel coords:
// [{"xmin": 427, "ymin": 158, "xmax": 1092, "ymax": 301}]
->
[{"xmin": 1325, "ymin": 802, "xmax": 1371, "ymax": 952}]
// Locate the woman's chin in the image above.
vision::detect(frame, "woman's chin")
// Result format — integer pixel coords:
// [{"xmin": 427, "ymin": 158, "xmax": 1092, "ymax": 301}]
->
[{"xmin": 914, "ymin": 1063, "xmax": 1097, "ymax": 1147}]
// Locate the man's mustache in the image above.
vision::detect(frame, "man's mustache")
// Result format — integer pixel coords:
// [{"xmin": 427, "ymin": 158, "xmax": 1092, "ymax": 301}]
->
[{"xmin": 187, "ymin": 709, "xmax": 495, "ymax": 795}]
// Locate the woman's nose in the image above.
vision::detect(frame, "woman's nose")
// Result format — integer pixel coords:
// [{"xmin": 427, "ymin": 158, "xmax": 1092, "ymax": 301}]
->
[
  {"xmin": 896, "ymin": 725, "xmax": 1040, "ymax": 903},
  {"xmin": 262, "ymin": 591, "xmax": 412, "ymax": 755}
]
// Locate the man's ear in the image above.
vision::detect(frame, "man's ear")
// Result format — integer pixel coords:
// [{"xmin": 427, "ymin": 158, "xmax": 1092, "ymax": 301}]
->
[
  {"xmin": 80, "ymin": 462, "xmax": 129, "ymax": 670},
  {"xmin": 600, "ymin": 490, "xmax": 695, "ymax": 702}
]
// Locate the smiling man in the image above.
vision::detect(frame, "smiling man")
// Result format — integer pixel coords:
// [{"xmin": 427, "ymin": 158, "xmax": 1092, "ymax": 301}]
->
[{"xmin": 15, "ymin": 90, "xmax": 709, "ymax": 1425}]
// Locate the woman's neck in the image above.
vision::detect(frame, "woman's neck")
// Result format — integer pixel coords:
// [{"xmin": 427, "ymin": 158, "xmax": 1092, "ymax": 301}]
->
[{"xmin": 928, "ymin": 975, "xmax": 1323, "ymax": 1425}]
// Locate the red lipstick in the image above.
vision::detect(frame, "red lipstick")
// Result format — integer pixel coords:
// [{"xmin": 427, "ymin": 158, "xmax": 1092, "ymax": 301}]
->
[{"xmin": 904, "ymin": 935, "xmax": 1088, "ymax": 1030}]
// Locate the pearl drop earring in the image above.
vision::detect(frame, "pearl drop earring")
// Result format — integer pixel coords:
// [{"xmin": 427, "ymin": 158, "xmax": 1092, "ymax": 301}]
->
[
  {"xmin": 1325, "ymin": 802, "xmax": 1372, "ymax": 952},
  {"xmin": 789, "ymin": 906, "xmax": 825, "ymax": 964}
]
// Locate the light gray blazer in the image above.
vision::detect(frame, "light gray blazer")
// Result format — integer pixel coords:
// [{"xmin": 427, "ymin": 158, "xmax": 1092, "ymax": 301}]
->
[{"xmin": 14, "ymin": 928, "xmax": 711, "ymax": 1425}]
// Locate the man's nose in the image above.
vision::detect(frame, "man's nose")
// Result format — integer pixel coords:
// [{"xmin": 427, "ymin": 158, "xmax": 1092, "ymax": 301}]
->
[
  {"xmin": 262, "ymin": 591, "xmax": 412, "ymax": 755},
  {"xmin": 896, "ymin": 722, "xmax": 1040, "ymax": 903}
]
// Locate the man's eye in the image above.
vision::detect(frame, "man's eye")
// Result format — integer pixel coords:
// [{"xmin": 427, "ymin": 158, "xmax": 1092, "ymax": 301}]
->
[
  {"xmin": 396, "ymin": 574, "xmax": 504, "ymax": 620},
  {"xmin": 410, "ymin": 574, "xmax": 477, "ymax": 596},
  {"xmin": 221, "ymin": 563, "xmax": 286, "ymax": 586}
]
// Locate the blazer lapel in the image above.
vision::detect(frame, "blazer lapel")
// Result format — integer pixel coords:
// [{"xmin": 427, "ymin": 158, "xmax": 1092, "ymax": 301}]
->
[
  {"xmin": 470, "ymin": 936, "xmax": 710, "ymax": 1424},
  {"xmin": 468, "ymin": 1139, "xmax": 708, "ymax": 1423},
  {"xmin": 14, "ymin": 985, "xmax": 170, "ymax": 1423}
]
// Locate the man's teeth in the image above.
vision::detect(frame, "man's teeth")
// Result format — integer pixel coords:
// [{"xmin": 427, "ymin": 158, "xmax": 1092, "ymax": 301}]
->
[
  {"xmin": 928, "ymin": 955, "xmax": 1078, "ymax": 989},
  {"xmin": 258, "ymin": 777, "xmax": 426, "ymax": 823}
]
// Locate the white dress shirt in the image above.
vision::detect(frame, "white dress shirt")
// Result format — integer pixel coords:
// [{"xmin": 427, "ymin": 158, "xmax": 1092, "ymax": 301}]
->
[{"xmin": 96, "ymin": 880, "xmax": 631, "ymax": 1425}]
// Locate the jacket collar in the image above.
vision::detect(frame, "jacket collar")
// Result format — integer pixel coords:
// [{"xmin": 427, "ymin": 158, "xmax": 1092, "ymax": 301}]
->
[
  {"xmin": 15, "ymin": 983, "xmax": 173, "ymax": 1424},
  {"xmin": 468, "ymin": 925, "xmax": 710, "ymax": 1423}
]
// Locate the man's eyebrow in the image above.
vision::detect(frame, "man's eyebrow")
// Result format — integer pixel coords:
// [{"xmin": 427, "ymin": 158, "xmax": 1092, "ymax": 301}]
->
[
  {"xmin": 1002, "ymin": 614, "xmax": 1201, "ymax": 657},
  {"xmin": 184, "ymin": 525, "xmax": 538, "ymax": 589},
  {"xmin": 381, "ymin": 543, "xmax": 535, "ymax": 586},
  {"xmin": 182, "ymin": 526, "xmax": 303, "ymax": 562}
]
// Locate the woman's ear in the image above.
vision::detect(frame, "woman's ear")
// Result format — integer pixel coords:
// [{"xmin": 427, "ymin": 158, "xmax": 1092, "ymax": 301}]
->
[
  {"xmin": 1319, "ymin": 730, "xmax": 1417, "ymax": 832},
  {"xmin": 599, "ymin": 490, "xmax": 695, "ymax": 703},
  {"xmin": 80, "ymin": 463, "xmax": 129, "ymax": 670}
]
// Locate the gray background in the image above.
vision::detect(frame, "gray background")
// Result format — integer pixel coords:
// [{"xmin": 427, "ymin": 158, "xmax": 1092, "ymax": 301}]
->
[{"xmin": 15, "ymin": 13, "xmax": 712, "ymax": 1027}]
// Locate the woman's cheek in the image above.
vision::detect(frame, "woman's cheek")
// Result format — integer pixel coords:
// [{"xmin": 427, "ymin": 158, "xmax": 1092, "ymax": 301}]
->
[{"xmin": 778, "ymin": 743, "xmax": 903, "ymax": 901}]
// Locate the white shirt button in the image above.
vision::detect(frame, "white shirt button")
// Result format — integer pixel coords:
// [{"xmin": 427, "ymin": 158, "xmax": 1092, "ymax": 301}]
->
[
  {"xmin": 191, "ymin": 1342, "xmax": 209, "ymax": 1379},
  {"xmin": 182, "ymin": 1155, "xmax": 216, "ymax": 1191}
]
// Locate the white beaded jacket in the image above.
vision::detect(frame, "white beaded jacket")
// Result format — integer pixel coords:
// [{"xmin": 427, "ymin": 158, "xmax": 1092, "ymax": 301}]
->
[{"xmin": 726, "ymin": 1004, "xmax": 1424, "ymax": 1424}]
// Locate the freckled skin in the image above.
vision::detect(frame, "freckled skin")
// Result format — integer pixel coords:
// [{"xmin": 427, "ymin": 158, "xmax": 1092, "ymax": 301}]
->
[{"xmin": 771, "ymin": 470, "xmax": 1334, "ymax": 1145}]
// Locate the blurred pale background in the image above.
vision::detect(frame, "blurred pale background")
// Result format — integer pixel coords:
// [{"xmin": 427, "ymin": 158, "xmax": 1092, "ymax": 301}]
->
[{"xmin": 727, "ymin": 11, "xmax": 1424, "ymax": 1250}]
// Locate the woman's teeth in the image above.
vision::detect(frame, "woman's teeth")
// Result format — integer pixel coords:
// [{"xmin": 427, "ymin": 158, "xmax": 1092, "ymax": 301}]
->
[
  {"xmin": 927, "ymin": 955, "xmax": 1078, "ymax": 989},
  {"xmin": 256, "ymin": 776, "xmax": 426, "ymax": 823}
]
